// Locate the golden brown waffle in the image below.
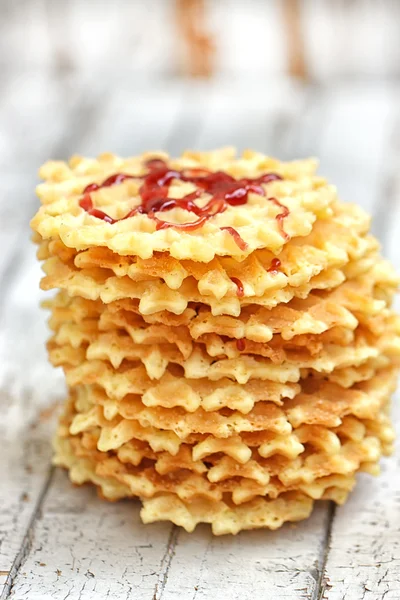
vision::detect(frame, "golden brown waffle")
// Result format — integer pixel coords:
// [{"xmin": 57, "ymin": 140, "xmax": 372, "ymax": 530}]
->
[
  {"xmin": 39, "ymin": 256, "xmax": 386, "ymax": 317},
  {"xmin": 47, "ymin": 291, "xmax": 358, "ymax": 347},
  {"xmin": 54, "ymin": 431, "xmax": 374, "ymax": 506},
  {"xmin": 36, "ymin": 200, "xmax": 373, "ymax": 299},
  {"xmin": 65, "ymin": 368, "xmax": 396, "ymax": 443},
  {"xmin": 39, "ymin": 246, "xmax": 397, "ymax": 317},
  {"xmin": 66, "ymin": 386, "xmax": 395, "ymax": 460},
  {"xmin": 140, "ymin": 494, "xmax": 311, "ymax": 534},
  {"xmin": 47, "ymin": 298, "xmax": 400, "ymax": 378},
  {"xmin": 52, "ymin": 387, "xmax": 392, "ymax": 533},
  {"xmin": 45, "ymin": 279, "xmax": 394, "ymax": 361},
  {"xmin": 49, "ymin": 319, "xmax": 400, "ymax": 391},
  {"xmin": 31, "ymin": 150, "xmax": 338, "ymax": 261},
  {"xmin": 55, "ymin": 430, "xmax": 315, "ymax": 534}
]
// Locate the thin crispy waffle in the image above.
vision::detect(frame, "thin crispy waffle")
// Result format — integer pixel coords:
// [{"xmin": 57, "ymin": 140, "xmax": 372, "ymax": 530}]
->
[
  {"xmin": 49, "ymin": 321, "xmax": 359, "ymax": 364},
  {"xmin": 55, "ymin": 429, "xmax": 378, "ymax": 504},
  {"xmin": 67, "ymin": 382, "xmax": 395, "ymax": 460},
  {"xmin": 36, "ymin": 201, "xmax": 373, "ymax": 299},
  {"xmin": 48, "ymin": 291, "xmax": 359, "ymax": 345},
  {"xmin": 57, "ymin": 391, "xmax": 387, "ymax": 482},
  {"xmin": 53, "ymin": 397, "xmax": 390, "ymax": 533},
  {"xmin": 65, "ymin": 367, "xmax": 397, "ymax": 445},
  {"xmin": 65, "ymin": 363, "xmax": 397, "ymax": 421},
  {"xmin": 47, "ymin": 296, "xmax": 400, "ymax": 370},
  {"xmin": 50, "ymin": 321, "xmax": 400, "ymax": 386},
  {"xmin": 54, "ymin": 431, "xmax": 315, "ymax": 533},
  {"xmin": 39, "ymin": 256, "xmax": 344, "ymax": 316},
  {"xmin": 46, "ymin": 264, "xmax": 399, "ymax": 352},
  {"xmin": 63, "ymin": 420, "xmax": 380, "ymax": 487},
  {"xmin": 39, "ymin": 249, "xmax": 397, "ymax": 317},
  {"xmin": 45, "ymin": 280, "xmax": 392, "ymax": 353},
  {"xmin": 140, "ymin": 494, "xmax": 311, "ymax": 534},
  {"xmin": 32, "ymin": 150, "xmax": 338, "ymax": 261}
]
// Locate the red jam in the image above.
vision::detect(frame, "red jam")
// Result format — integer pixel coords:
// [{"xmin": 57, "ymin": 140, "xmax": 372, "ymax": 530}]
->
[
  {"xmin": 230, "ymin": 277, "xmax": 244, "ymax": 297},
  {"xmin": 220, "ymin": 226, "xmax": 248, "ymax": 251},
  {"xmin": 236, "ymin": 339, "xmax": 246, "ymax": 351},
  {"xmin": 268, "ymin": 198, "xmax": 290, "ymax": 241},
  {"xmin": 267, "ymin": 258, "xmax": 282, "ymax": 274},
  {"xmin": 78, "ymin": 159, "xmax": 289, "ymax": 246}
]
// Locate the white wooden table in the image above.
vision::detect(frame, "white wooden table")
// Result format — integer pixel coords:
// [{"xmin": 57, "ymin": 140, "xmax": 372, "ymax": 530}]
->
[{"xmin": 1, "ymin": 73, "xmax": 400, "ymax": 600}]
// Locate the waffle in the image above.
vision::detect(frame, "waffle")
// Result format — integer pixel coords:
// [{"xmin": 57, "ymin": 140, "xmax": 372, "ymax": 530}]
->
[
  {"xmin": 32, "ymin": 150, "xmax": 337, "ymax": 261},
  {"xmin": 59, "ymin": 389, "xmax": 390, "ymax": 483},
  {"xmin": 65, "ymin": 367, "xmax": 396, "ymax": 442},
  {"xmin": 31, "ymin": 148, "xmax": 400, "ymax": 534},
  {"xmin": 41, "ymin": 253, "xmax": 393, "ymax": 318},
  {"xmin": 46, "ymin": 260, "xmax": 399, "ymax": 352},
  {"xmin": 47, "ymin": 294, "xmax": 400, "ymax": 372},
  {"xmin": 39, "ymin": 244, "xmax": 397, "ymax": 317},
  {"xmin": 46, "ymin": 281, "xmax": 391, "ymax": 357},
  {"xmin": 55, "ymin": 430, "xmax": 380, "ymax": 504},
  {"xmin": 52, "ymin": 391, "xmax": 392, "ymax": 533},
  {"xmin": 55, "ymin": 429, "xmax": 315, "ymax": 533},
  {"xmin": 36, "ymin": 200, "xmax": 373, "ymax": 300},
  {"xmin": 49, "ymin": 318, "xmax": 400, "ymax": 395}
]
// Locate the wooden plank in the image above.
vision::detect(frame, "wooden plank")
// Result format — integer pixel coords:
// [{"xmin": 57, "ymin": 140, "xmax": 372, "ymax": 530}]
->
[
  {"xmin": 159, "ymin": 507, "xmax": 331, "ymax": 600},
  {"xmin": 319, "ymin": 91, "xmax": 400, "ymax": 600},
  {"xmin": 2, "ymin": 0, "xmax": 400, "ymax": 79},
  {"xmin": 372, "ymin": 103, "xmax": 400, "ymax": 255},
  {"xmin": 0, "ymin": 402, "xmax": 56, "ymax": 594},
  {"xmin": 74, "ymin": 81, "xmax": 187, "ymax": 157},
  {"xmin": 0, "ymin": 242, "xmax": 61, "ymax": 595},
  {"xmin": 5, "ymin": 470, "xmax": 173, "ymax": 600},
  {"xmin": 0, "ymin": 178, "xmax": 34, "ymax": 283},
  {"xmin": 0, "ymin": 71, "xmax": 96, "ymax": 173}
]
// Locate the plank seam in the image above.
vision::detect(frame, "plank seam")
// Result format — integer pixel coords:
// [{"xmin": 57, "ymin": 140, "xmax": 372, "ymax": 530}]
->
[
  {"xmin": 152, "ymin": 526, "xmax": 179, "ymax": 600},
  {"xmin": 1, "ymin": 466, "xmax": 55, "ymax": 600},
  {"xmin": 314, "ymin": 502, "xmax": 336, "ymax": 600}
]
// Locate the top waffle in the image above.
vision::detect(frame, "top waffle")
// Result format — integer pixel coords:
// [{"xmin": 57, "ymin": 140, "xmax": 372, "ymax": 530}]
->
[{"xmin": 32, "ymin": 149, "xmax": 343, "ymax": 262}]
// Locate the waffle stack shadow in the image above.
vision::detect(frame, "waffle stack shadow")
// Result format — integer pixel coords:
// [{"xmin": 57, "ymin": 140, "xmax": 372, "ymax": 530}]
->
[{"xmin": 31, "ymin": 149, "xmax": 400, "ymax": 535}]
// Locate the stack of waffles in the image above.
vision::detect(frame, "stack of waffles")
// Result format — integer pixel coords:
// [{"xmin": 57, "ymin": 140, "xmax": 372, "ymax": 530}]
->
[{"xmin": 31, "ymin": 149, "xmax": 400, "ymax": 535}]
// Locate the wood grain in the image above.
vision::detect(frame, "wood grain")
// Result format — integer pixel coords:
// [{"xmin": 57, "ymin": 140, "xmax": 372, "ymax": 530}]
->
[{"xmin": 320, "ymin": 111, "xmax": 400, "ymax": 600}]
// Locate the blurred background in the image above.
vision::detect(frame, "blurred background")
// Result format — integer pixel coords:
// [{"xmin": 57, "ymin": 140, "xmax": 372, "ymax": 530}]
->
[
  {"xmin": 2, "ymin": 0, "xmax": 400, "ymax": 78},
  {"xmin": 1, "ymin": 0, "xmax": 400, "ymax": 409}
]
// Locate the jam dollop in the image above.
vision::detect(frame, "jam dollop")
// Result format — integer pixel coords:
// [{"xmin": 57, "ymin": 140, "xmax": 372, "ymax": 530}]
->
[
  {"xmin": 236, "ymin": 338, "xmax": 246, "ymax": 351},
  {"xmin": 230, "ymin": 277, "xmax": 244, "ymax": 297},
  {"xmin": 79, "ymin": 159, "xmax": 288, "ymax": 248},
  {"xmin": 220, "ymin": 226, "xmax": 248, "ymax": 251},
  {"xmin": 267, "ymin": 258, "xmax": 282, "ymax": 274}
]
